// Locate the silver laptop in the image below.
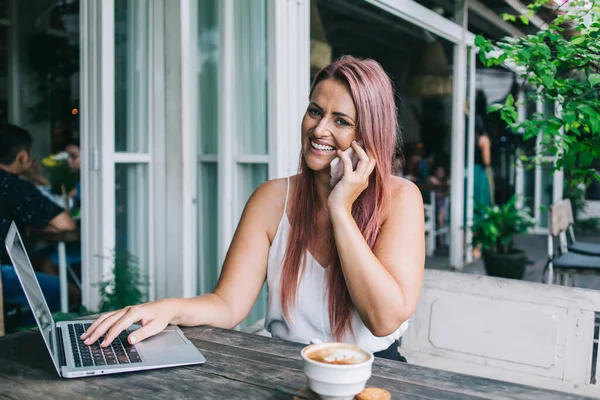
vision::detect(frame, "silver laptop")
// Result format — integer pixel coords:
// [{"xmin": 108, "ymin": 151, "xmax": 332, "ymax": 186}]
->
[{"xmin": 4, "ymin": 221, "xmax": 206, "ymax": 378}]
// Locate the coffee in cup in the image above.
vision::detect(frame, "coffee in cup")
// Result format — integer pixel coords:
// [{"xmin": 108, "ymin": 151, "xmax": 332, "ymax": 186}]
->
[{"xmin": 301, "ymin": 342, "xmax": 374, "ymax": 400}]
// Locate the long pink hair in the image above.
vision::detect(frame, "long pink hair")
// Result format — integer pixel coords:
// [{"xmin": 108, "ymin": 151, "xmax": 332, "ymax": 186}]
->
[{"xmin": 280, "ymin": 56, "xmax": 399, "ymax": 340}]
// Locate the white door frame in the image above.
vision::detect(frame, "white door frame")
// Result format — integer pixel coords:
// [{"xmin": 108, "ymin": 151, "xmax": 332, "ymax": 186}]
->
[{"xmin": 81, "ymin": 0, "xmax": 160, "ymax": 309}]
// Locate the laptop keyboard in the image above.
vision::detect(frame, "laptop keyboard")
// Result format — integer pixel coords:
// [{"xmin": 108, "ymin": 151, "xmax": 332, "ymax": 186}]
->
[{"xmin": 68, "ymin": 323, "xmax": 142, "ymax": 368}]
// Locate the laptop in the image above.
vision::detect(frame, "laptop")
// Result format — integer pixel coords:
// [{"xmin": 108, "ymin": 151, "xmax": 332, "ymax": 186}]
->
[{"xmin": 4, "ymin": 221, "xmax": 206, "ymax": 378}]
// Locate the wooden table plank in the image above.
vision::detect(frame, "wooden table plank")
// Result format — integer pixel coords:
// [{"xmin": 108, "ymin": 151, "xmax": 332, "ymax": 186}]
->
[
  {"xmin": 0, "ymin": 324, "xmax": 593, "ymax": 400},
  {"xmin": 191, "ymin": 338, "xmax": 473, "ymax": 400},
  {"xmin": 184, "ymin": 326, "xmax": 593, "ymax": 400},
  {"xmin": 0, "ymin": 331, "xmax": 287, "ymax": 399}
]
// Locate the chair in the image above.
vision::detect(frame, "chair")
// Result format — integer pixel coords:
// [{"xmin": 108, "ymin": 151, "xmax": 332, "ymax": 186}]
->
[
  {"xmin": 544, "ymin": 200, "xmax": 600, "ymax": 285},
  {"xmin": 563, "ymin": 199, "xmax": 600, "ymax": 256}
]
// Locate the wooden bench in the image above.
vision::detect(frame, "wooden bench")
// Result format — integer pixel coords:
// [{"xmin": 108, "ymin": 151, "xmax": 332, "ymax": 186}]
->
[{"xmin": 401, "ymin": 269, "xmax": 600, "ymax": 397}]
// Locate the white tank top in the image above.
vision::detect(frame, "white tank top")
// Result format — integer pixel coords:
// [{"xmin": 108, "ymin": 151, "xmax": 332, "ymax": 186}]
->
[{"xmin": 264, "ymin": 177, "xmax": 409, "ymax": 353}]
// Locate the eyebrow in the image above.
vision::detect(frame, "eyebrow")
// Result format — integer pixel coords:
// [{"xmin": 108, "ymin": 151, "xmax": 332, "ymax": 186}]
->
[{"xmin": 309, "ymin": 101, "xmax": 355, "ymax": 123}]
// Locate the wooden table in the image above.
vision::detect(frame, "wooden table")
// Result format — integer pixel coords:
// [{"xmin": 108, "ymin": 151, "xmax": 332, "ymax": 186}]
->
[{"xmin": 0, "ymin": 325, "xmax": 592, "ymax": 399}]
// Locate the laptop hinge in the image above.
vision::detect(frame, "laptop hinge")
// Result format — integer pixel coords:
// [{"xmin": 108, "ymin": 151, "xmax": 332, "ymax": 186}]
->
[{"xmin": 56, "ymin": 326, "xmax": 67, "ymax": 367}]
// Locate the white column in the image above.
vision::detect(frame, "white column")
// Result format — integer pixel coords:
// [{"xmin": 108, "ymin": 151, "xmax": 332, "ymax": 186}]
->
[
  {"xmin": 515, "ymin": 90, "xmax": 525, "ymax": 208},
  {"xmin": 534, "ymin": 98, "xmax": 543, "ymax": 229},
  {"xmin": 553, "ymin": 102, "xmax": 564, "ymax": 204},
  {"xmin": 465, "ymin": 47, "xmax": 476, "ymax": 265},
  {"xmin": 449, "ymin": 0, "xmax": 468, "ymax": 269},
  {"xmin": 218, "ymin": 0, "xmax": 236, "ymax": 270},
  {"xmin": 180, "ymin": 0, "xmax": 199, "ymax": 297},
  {"xmin": 268, "ymin": 0, "xmax": 310, "ymax": 179}
]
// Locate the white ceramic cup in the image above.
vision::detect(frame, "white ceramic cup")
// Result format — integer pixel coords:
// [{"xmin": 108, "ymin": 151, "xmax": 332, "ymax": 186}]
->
[{"xmin": 301, "ymin": 341, "xmax": 374, "ymax": 400}]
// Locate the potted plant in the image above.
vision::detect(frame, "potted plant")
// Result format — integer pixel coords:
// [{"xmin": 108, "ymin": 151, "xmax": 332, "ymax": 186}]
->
[
  {"xmin": 97, "ymin": 250, "xmax": 148, "ymax": 312},
  {"xmin": 471, "ymin": 195, "xmax": 535, "ymax": 279}
]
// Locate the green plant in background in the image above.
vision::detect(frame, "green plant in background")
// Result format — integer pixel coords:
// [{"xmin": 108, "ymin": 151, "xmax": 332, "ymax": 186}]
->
[
  {"xmin": 97, "ymin": 250, "xmax": 148, "ymax": 313},
  {"xmin": 476, "ymin": 0, "xmax": 600, "ymax": 186},
  {"xmin": 472, "ymin": 195, "xmax": 536, "ymax": 254}
]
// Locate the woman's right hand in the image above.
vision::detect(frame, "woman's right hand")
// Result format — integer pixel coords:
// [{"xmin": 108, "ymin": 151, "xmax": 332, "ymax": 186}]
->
[{"xmin": 80, "ymin": 298, "xmax": 178, "ymax": 348}]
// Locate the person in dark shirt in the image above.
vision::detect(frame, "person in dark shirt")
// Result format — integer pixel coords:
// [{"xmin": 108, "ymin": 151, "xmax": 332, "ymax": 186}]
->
[{"xmin": 0, "ymin": 124, "xmax": 76, "ymax": 313}]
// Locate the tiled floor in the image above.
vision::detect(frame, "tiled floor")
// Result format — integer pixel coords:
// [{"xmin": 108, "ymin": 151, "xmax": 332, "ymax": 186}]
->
[{"xmin": 426, "ymin": 233, "xmax": 600, "ymax": 290}]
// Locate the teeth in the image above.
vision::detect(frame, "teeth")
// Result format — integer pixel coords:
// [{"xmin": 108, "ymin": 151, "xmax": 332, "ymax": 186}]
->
[{"xmin": 311, "ymin": 140, "xmax": 335, "ymax": 151}]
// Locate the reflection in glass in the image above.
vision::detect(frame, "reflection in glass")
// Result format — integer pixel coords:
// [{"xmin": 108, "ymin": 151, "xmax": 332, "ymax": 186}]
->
[
  {"xmin": 198, "ymin": 162, "xmax": 218, "ymax": 294},
  {"xmin": 115, "ymin": 163, "xmax": 149, "ymax": 297},
  {"xmin": 198, "ymin": 0, "xmax": 219, "ymax": 155},
  {"xmin": 115, "ymin": 0, "xmax": 149, "ymax": 153},
  {"xmin": 237, "ymin": 163, "xmax": 268, "ymax": 326},
  {"xmin": 234, "ymin": 0, "xmax": 268, "ymax": 155}
]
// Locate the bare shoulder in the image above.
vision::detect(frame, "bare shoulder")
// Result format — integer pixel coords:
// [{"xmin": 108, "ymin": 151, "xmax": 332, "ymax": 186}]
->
[
  {"xmin": 389, "ymin": 175, "xmax": 424, "ymax": 208},
  {"xmin": 245, "ymin": 176, "xmax": 291, "ymax": 241}
]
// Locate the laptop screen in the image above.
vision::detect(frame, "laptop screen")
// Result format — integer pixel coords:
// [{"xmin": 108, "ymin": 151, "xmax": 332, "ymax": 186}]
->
[{"xmin": 4, "ymin": 222, "xmax": 60, "ymax": 375}]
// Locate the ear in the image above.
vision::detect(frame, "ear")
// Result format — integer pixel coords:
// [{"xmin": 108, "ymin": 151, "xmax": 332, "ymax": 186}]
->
[{"xmin": 16, "ymin": 149, "xmax": 30, "ymax": 166}]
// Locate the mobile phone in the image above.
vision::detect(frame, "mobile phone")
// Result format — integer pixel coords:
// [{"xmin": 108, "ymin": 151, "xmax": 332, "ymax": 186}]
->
[{"xmin": 329, "ymin": 142, "xmax": 362, "ymax": 188}]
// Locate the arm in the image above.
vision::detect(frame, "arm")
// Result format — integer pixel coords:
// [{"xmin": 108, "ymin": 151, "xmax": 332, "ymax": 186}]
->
[
  {"xmin": 47, "ymin": 211, "xmax": 76, "ymax": 232},
  {"xmin": 82, "ymin": 179, "xmax": 285, "ymax": 347},
  {"xmin": 331, "ymin": 180, "xmax": 425, "ymax": 336},
  {"xmin": 479, "ymin": 134, "xmax": 492, "ymax": 167},
  {"xmin": 328, "ymin": 142, "xmax": 425, "ymax": 337}
]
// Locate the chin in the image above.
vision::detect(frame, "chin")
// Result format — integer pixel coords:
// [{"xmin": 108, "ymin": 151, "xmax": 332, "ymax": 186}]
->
[{"xmin": 303, "ymin": 152, "xmax": 333, "ymax": 173}]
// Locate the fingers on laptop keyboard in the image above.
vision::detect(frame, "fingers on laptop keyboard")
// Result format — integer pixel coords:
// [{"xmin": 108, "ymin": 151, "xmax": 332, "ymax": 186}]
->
[
  {"xmin": 84, "ymin": 309, "xmax": 128, "ymax": 346},
  {"xmin": 81, "ymin": 310, "xmax": 118, "ymax": 340},
  {"xmin": 101, "ymin": 306, "xmax": 143, "ymax": 348}
]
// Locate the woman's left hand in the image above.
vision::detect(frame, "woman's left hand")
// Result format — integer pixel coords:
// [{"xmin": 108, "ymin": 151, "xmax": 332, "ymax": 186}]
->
[{"xmin": 327, "ymin": 140, "xmax": 377, "ymax": 215}]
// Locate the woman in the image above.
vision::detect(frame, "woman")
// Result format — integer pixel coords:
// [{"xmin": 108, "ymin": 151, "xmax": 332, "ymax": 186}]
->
[{"xmin": 81, "ymin": 56, "xmax": 425, "ymax": 360}]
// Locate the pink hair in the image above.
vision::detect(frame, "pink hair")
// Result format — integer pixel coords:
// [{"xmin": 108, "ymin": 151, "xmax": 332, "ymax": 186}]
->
[{"xmin": 280, "ymin": 56, "xmax": 398, "ymax": 340}]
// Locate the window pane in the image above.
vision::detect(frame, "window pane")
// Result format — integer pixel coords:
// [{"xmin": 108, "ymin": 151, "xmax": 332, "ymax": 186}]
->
[
  {"xmin": 237, "ymin": 163, "xmax": 268, "ymax": 219},
  {"xmin": 0, "ymin": 25, "xmax": 7, "ymax": 124},
  {"xmin": 115, "ymin": 0, "xmax": 149, "ymax": 153},
  {"xmin": 198, "ymin": 162, "xmax": 218, "ymax": 294},
  {"xmin": 198, "ymin": 0, "xmax": 219, "ymax": 155},
  {"xmin": 115, "ymin": 163, "xmax": 149, "ymax": 300},
  {"xmin": 237, "ymin": 163, "xmax": 268, "ymax": 327},
  {"xmin": 234, "ymin": 0, "xmax": 268, "ymax": 155}
]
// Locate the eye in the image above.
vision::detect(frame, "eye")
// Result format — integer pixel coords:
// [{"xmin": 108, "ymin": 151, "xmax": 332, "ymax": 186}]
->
[
  {"xmin": 336, "ymin": 118, "xmax": 350, "ymax": 127},
  {"xmin": 308, "ymin": 107, "xmax": 322, "ymax": 117}
]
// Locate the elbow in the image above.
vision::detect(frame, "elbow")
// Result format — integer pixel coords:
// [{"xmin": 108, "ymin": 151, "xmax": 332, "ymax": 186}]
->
[
  {"xmin": 367, "ymin": 311, "xmax": 412, "ymax": 337},
  {"xmin": 368, "ymin": 312, "xmax": 412, "ymax": 338}
]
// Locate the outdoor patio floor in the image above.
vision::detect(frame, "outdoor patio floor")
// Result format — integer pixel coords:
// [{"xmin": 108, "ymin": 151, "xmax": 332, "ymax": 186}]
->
[{"xmin": 426, "ymin": 233, "xmax": 600, "ymax": 290}]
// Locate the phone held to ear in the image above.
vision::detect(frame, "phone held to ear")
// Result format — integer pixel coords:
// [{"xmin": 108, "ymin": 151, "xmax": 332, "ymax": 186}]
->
[{"xmin": 329, "ymin": 142, "xmax": 362, "ymax": 188}]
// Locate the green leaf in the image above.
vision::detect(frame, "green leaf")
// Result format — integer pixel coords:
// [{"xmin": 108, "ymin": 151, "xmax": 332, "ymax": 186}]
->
[
  {"xmin": 488, "ymin": 104, "xmax": 504, "ymax": 113},
  {"xmin": 589, "ymin": 74, "xmax": 600, "ymax": 87},
  {"xmin": 502, "ymin": 13, "xmax": 517, "ymax": 22},
  {"xmin": 506, "ymin": 94, "xmax": 514, "ymax": 107},
  {"xmin": 519, "ymin": 15, "xmax": 530, "ymax": 25},
  {"xmin": 570, "ymin": 36, "xmax": 586, "ymax": 45}
]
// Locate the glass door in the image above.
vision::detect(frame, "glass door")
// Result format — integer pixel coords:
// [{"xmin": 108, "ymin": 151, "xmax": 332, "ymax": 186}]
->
[{"xmin": 80, "ymin": 0, "xmax": 155, "ymax": 309}]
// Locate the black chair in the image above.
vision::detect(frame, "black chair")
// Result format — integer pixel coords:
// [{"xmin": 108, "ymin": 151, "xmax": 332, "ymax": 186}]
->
[
  {"xmin": 543, "ymin": 200, "xmax": 600, "ymax": 286},
  {"xmin": 564, "ymin": 199, "xmax": 600, "ymax": 257}
]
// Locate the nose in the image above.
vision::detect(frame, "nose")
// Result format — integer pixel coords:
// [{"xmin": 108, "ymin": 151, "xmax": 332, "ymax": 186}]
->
[{"xmin": 313, "ymin": 117, "xmax": 332, "ymax": 139}]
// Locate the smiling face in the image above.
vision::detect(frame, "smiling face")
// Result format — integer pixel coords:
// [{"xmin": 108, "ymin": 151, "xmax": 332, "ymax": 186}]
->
[{"xmin": 301, "ymin": 79, "xmax": 358, "ymax": 172}]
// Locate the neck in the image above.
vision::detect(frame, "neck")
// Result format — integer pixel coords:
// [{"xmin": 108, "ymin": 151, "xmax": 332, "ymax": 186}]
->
[
  {"xmin": 312, "ymin": 169, "xmax": 332, "ymax": 211},
  {"xmin": 0, "ymin": 163, "xmax": 20, "ymax": 175}
]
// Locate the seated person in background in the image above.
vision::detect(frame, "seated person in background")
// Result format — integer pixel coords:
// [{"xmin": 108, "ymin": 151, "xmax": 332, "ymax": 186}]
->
[
  {"xmin": 65, "ymin": 140, "xmax": 81, "ymax": 209},
  {"xmin": 39, "ymin": 139, "xmax": 82, "ymax": 277},
  {"xmin": 0, "ymin": 124, "xmax": 76, "ymax": 313}
]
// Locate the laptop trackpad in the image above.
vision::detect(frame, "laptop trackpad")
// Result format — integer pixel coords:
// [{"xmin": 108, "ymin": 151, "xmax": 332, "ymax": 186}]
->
[{"xmin": 141, "ymin": 330, "xmax": 187, "ymax": 348}]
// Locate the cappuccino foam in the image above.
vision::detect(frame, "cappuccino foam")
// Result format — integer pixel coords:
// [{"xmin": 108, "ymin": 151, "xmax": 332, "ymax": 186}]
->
[{"xmin": 307, "ymin": 346, "xmax": 370, "ymax": 365}]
